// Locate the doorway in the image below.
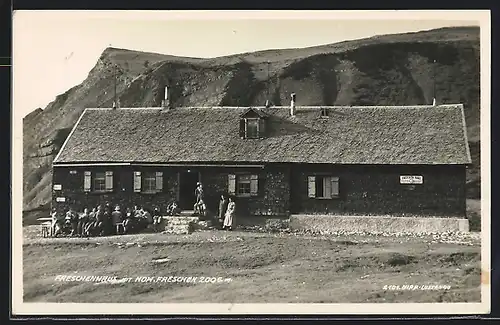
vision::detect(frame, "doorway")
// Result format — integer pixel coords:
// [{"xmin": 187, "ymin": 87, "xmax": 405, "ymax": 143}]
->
[{"xmin": 179, "ymin": 170, "xmax": 200, "ymax": 210}]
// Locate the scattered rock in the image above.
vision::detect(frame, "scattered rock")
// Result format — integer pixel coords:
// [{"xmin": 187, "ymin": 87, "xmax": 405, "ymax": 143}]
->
[{"xmin": 152, "ymin": 258, "xmax": 171, "ymax": 264}]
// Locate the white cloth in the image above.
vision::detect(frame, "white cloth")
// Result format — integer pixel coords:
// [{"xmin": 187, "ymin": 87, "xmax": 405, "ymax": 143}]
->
[{"xmin": 223, "ymin": 202, "xmax": 235, "ymax": 227}]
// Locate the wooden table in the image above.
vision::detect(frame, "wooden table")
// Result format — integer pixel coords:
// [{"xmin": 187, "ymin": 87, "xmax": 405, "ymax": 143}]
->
[{"xmin": 37, "ymin": 217, "xmax": 53, "ymax": 238}]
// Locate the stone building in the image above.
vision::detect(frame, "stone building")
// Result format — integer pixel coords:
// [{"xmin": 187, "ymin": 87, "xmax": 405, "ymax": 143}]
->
[{"xmin": 51, "ymin": 100, "xmax": 471, "ymax": 222}]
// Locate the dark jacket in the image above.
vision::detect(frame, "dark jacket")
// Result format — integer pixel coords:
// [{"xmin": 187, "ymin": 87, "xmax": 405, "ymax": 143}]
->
[
  {"xmin": 111, "ymin": 210, "xmax": 123, "ymax": 225},
  {"xmin": 95, "ymin": 210, "xmax": 104, "ymax": 223},
  {"xmin": 218, "ymin": 199, "xmax": 228, "ymax": 219},
  {"xmin": 195, "ymin": 187, "xmax": 204, "ymax": 201}
]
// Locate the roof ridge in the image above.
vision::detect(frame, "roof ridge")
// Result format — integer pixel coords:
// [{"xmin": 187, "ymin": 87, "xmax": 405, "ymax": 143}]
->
[{"xmin": 84, "ymin": 104, "xmax": 465, "ymax": 111}]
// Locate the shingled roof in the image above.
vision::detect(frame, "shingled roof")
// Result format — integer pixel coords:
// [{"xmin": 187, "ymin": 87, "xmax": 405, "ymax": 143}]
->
[{"xmin": 53, "ymin": 105, "xmax": 471, "ymax": 165}]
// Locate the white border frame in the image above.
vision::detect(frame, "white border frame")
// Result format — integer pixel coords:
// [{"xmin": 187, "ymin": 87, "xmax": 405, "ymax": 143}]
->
[{"xmin": 11, "ymin": 9, "xmax": 491, "ymax": 315}]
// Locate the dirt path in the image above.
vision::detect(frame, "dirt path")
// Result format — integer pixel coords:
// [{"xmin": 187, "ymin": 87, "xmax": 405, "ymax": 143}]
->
[
  {"xmin": 23, "ymin": 225, "xmax": 481, "ymax": 247},
  {"xmin": 22, "ymin": 226, "xmax": 482, "ymax": 303}
]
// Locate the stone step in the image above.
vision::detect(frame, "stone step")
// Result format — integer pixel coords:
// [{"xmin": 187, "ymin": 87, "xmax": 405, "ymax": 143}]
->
[
  {"xmin": 193, "ymin": 220, "xmax": 210, "ymax": 230},
  {"xmin": 165, "ymin": 220, "xmax": 197, "ymax": 225},
  {"xmin": 163, "ymin": 224, "xmax": 193, "ymax": 235},
  {"xmin": 162, "ymin": 216, "xmax": 199, "ymax": 223}
]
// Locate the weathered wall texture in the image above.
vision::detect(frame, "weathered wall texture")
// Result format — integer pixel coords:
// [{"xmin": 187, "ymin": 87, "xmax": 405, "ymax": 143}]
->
[
  {"xmin": 51, "ymin": 165, "xmax": 291, "ymax": 217},
  {"xmin": 52, "ymin": 164, "xmax": 466, "ymax": 218},
  {"xmin": 289, "ymin": 215, "xmax": 470, "ymax": 234},
  {"xmin": 52, "ymin": 166, "xmax": 178, "ymax": 213},
  {"xmin": 290, "ymin": 164, "xmax": 466, "ymax": 218}
]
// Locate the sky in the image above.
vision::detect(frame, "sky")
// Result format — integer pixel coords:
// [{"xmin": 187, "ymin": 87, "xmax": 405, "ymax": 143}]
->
[{"xmin": 13, "ymin": 10, "xmax": 482, "ymax": 117}]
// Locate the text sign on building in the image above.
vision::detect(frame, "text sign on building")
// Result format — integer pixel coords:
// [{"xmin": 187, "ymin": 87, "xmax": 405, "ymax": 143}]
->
[
  {"xmin": 56, "ymin": 197, "xmax": 66, "ymax": 202},
  {"xmin": 53, "ymin": 184, "xmax": 62, "ymax": 191},
  {"xmin": 400, "ymin": 175, "xmax": 423, "ymax": 184}
]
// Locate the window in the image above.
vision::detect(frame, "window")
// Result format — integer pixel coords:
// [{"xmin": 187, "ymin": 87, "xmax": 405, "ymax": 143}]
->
[
  {"xmin": 239, "ymin": 117, "xmax": 265, "ymax": 139},
  {"xmin": 93, "ymin": 172, "xmax": 106, "ymax": 192},
  {"xmin": 246, "ymin": 119, "xmax": 259, "ymax": 138},
  {"xmin": 237, "ymin": 175, "xmax": 251, "ymax": 195},
  {"xmin": 133, "ymin": 171, "xmax": 163, "ymax": 193},
  {"xmin": 143, "ymin": 172, "xmax": 157, "ymax": 193},
  {"xmin": 84, "ymin": 171, "xmax": 113, "ymax": 193},
  {"xmin": 308, "ymin": 175, "xmax": 339, "ymax": 199},
  {"xmin": 228, "ymin": 174, "xmax": 258, "ymax": 197},
  {"xmin": 239, "ymin": 108, "xmax": 267, "ymax": 139}
]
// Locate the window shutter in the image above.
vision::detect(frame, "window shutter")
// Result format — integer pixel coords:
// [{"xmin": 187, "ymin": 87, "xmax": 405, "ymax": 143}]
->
[
  {"xmin": 105, "ymin": 171, "xmax": 113, "ymax": 192},
  {"xmin": 308, "ymin": 176, "xmax": 316, "ymax": 198},
  {"xmin": 244, "ymin": 118, "xmax": 248, "ymax": 138},
  {"xmin": 250, "ymin": 174, "xmax": 259, "ymax": 196},
  {"xmin": 155, "ymin": 171, "xmax": 163, "ymax": 191},
  {"xmin": 84, "ymin": 171, "xmax": 91, "ymax": 192},
  {"xmin": 228, "ymin": 174, "xmax": 236, "ymax": 195},
  {"xmin": 134, "ymin": 171, "xmax": 142, "ymax": 192},
  {"xmin": 323, "ymin": 176, "xmax": 332, "ymax": 199},
  {"xmin": 239, "ymin": 119, "xmax": 246, "ymax": 138},
  {"xmin": 259, "ymin": 118, "xmax": 266, "ymax": 138},
  {"xmin": 331, "ymin": 177, "xmax": 339, "ymax": 197}
]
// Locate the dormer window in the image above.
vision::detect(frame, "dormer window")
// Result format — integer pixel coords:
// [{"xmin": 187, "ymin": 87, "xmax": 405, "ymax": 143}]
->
[
  {"xmin": 239, "ymin": 108, "xmax": 267, "ymax": 139},
  {"xmin": 246, "ymin": 118, "xmax": 259, "ymax": 138}
]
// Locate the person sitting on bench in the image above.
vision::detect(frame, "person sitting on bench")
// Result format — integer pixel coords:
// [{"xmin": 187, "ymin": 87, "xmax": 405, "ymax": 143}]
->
[
  {"xmin": 51, "ymin": 208, "xmax": 64, "ymax": 237},
  {"xmin": 77, "ymin": 208, "xmax": 90, "ymax": 236}
]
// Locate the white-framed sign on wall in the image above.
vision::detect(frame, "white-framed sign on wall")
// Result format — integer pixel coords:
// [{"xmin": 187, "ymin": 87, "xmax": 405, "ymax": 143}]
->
[{"xmin": 399, "ymin": 175, "xmax": 423, "ymax": 184}]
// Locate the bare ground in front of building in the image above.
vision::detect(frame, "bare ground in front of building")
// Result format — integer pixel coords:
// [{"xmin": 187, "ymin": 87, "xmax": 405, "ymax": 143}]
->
[{"xmin": 22, "ymin": 226, "xmax": 481, "ymax": 303}]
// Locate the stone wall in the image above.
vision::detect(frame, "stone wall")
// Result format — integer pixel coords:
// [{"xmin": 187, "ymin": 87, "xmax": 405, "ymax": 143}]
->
[
  {"xmin": 289, "ymin": 214, "xmax": 470, "ymax": 234},
  {"xmin": 52, "ymin": 163, "xmax": 466, "ymax": 219},
  {"xmin": 51, "ymin": 165, "xmax": 291, "ymax": 217},
  {"xmin": 201, "ymin": 165, "xmax": 290, "ymax": 217},
  {"xmin": 51, "ymin": 166, "xmax": 179, "ymax": 213}
]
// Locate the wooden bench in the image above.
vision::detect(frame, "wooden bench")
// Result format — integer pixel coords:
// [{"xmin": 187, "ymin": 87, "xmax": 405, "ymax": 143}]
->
[{"xmin": 115, "ymin": 222, "xmax": 125, "ymax": 235}]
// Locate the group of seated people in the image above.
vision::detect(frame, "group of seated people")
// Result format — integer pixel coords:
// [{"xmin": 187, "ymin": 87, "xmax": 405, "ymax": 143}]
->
[{"xmin": 51, "ymin": 200, "xmax": 181, "ymax": 237}]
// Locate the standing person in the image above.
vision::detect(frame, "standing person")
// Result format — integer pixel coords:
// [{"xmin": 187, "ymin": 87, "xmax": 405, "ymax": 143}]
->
[
  {"xmin": 218, "ymin": 194, "xmax": 228, "ymax": 228},
  {"xmin": 152, "ymin": 207, "xmax": 162, "ymax": 232},
  {"xmin": 103, "ymin": 202, "xmax": 112, "ymax": 235},
  {"xmin": 111, "ymin": 205, "xmax": 123, "ymax": 235},
  {"xmin": 223, "ymin": 197, "xmax": 236, "ymax": 231},
  {"xmin": 193, "ymin": 182, "xmax": 204, "ymax": 215},
  {"xmin": 77, "ymin": 208, "xmax": 90, "ymax": 236}
]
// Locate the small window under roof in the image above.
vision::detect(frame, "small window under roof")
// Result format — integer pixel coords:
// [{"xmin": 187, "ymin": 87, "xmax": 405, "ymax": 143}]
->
[{"xmin": 239, "ymin": 108, "xmax": 266, "ymax": 139}]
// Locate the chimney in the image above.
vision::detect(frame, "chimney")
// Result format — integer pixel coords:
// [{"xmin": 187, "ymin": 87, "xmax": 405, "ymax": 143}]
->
[
  {"xmin": 432, "ymin": 59, "xmax": 437, "ymax": 106},
  {"xmin": 290, "ymin": 93, "xmax": 296, "ymax": 116},
  {"xmin": 162, "ymin": 85, "xmax": 170, "ymax": 109}
]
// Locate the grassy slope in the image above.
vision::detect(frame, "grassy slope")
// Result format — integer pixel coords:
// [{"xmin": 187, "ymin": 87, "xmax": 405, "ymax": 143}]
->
[
  {"xmin": 23, "ymin": 230, "xmax": 481, "ymax": 303},
  {"xmin": 22, "ymin": 26, "xmax": 481, "ymax": 214}
]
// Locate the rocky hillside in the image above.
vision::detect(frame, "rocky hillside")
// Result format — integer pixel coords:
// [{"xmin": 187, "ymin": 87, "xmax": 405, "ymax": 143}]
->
[{"xmin": 23, "ymin": 26, "xmax": 481, "ymax": 212}]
